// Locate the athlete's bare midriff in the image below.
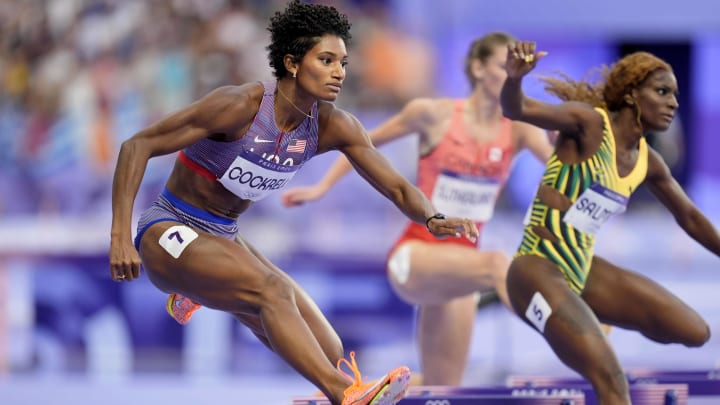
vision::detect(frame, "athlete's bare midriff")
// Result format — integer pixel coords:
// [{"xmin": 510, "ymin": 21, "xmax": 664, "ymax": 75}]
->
[{"xmin": 165, "ymin": 159, "xmax": 253, "ymax": 219}]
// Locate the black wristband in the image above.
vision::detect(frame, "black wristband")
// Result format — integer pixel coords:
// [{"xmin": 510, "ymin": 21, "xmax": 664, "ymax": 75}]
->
[{"xmin": 425, "ymin": 213, "xmax": 447, "ymax": 232}]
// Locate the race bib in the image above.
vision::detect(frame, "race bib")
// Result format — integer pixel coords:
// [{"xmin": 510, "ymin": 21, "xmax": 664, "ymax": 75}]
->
[
  {"xmin": 219, "ymin": 150, "xmax": 299, "ymax": 201},
  {"xmin": 159, "ymin": 225, "xmax": 198, "ymax": 259},
  {"xmin": 562, "ymin": 183, "xmax": 628, "ymax": 235},
  {"xmin": 430, "ymin": 171, "xmax": 500, "ymax": 222}
]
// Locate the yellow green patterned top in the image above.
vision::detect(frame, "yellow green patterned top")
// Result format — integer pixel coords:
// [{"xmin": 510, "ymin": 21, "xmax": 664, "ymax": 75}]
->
[{"xmin": 519, "ymin": 108, "xmax": 648, "ymax": 291}]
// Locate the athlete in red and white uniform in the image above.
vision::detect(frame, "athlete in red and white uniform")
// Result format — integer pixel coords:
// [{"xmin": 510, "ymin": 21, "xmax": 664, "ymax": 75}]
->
[
  {"xmin": 283, "ymin": 32, "xmax": 553, "ymax": 385},
  {"xmin": 391, "ymin": 99, "xmax": 514, "ymax": 251}
]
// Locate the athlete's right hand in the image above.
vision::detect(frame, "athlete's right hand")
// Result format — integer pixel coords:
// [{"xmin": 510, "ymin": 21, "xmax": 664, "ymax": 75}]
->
[
  {"xmin": 506, "ymin": 41, "xmax": 548, "ymax": 79},
  {"xmin": 109, "ymin": 239, "xmax": 141, "ymax": 282},
  {"xmin": 427, "ymin": 216, "xmax": 479, "ymax": 244},
  {"xmin": 281, "ymin": 185, "xmax": 328, "ymax": 207}
]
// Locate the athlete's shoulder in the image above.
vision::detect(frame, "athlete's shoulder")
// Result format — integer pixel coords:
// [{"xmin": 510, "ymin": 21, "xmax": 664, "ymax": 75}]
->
[
  {"xmin": 645, "ymin": 144, "xmax": 671, "ymax": 181},
  {"xmin": 396, "ymin": 97, "xmax": 453, "ymax": 128},
  {"xmin": 317, "ymin": 101, "xmax": 363, "ymax": 134},
  {"xmin": 191, "ymin": 83, "xmax": 264, "ymax": 130},
  {"xmin": 405, "ymin": 97, "xmax": 453, "ymax": 113},
  {"xmin": 510, "ymin": 119, "xmax": 541, "ymax": 132},
  {"xmin": 510, "ymin": 119, "xmax": 548, "ymax": 140},
  {"xmin": 314, "ymin": 102, "xmax": 369, "ymax": 152},
  {"xmin": 318, "ymin": 100, "xmax": 355, "ymax": 122},
  {"xmin": 203, "ymin": 82, "xmax": 264, "ymax": 107}
]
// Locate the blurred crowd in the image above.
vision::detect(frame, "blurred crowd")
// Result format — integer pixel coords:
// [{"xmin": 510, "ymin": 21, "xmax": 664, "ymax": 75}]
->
[
  {"xmin": 0, "ymin": 0, "xmax": 714, "ymax": 381},
  {"xmin": 0, "ymin": 0, "xmax": 436, "ymax": 219}
]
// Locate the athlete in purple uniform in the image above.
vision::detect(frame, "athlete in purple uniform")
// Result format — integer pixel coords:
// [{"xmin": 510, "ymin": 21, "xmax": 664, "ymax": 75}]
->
[{"xmin": 108, "ymin": 2, "xmax": 476, "ymax": 405}]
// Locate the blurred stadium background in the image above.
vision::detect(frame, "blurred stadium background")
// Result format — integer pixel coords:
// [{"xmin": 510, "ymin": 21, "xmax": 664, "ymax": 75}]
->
[{"xmin": 0, "ymin": 0, "xmax": 718, "ymax": 404}]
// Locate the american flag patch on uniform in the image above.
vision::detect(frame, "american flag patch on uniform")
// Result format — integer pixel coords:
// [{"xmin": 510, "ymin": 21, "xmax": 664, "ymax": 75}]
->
[{"xmin": 287, "ymin": 139, "xmax": 307, "ymax": 153}]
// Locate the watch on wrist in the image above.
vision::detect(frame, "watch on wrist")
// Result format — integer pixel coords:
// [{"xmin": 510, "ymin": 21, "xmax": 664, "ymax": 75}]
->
[{"xmin": 425, "ymin": 213, "xmax": 447, "ymax": 232}]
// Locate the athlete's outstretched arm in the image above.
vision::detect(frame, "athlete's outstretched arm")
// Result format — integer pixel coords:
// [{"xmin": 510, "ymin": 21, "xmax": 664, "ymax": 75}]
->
[
  {"xmin": 319, "ymin": 106, "xmax": 477, "ymax": 241},
  {"xmin": 109, "ymin": 85, "xmax": 258, "ymax": 282},
  {"xmin": 282, "ymin": 98, "xmax": 434, "ymax": 206},
  {"xmin": 645, "ymin": 148, "xmax": 720, "ymax": 256},
  {"xmin": 500, "ymin": 41, "xmax": 596, "ymax": 136}
]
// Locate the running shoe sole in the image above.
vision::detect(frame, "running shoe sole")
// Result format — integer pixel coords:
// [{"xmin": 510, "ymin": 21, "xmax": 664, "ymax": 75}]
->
[{"xmin": 369, "ymin": 367, "xmax": 411, "ymax": 405}]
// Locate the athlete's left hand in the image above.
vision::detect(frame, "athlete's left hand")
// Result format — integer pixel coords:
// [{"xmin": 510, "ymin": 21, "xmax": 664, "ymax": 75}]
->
[
  {"xmin": 109, "ymin": 239, "xmax": 141, "ymax": 282},
  {"xmin": 506, "ymin": 41, "xmax": 548, "ymax": 79},
  {"xmin": 281, "ymin": 184, "xmax": 327, "ymax": 207},
  {"xmin": 428, "ymin": 216, "xmax": 478, "ymax": 243}
]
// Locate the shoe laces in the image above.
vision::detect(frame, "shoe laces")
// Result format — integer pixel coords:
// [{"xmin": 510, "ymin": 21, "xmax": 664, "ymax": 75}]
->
[{"xmin": 337, "ymin": 351, "xmax": 366, "ymax": 388}]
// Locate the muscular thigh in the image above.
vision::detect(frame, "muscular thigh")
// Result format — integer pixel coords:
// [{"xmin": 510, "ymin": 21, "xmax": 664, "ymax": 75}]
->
[
  {"xmin": 401, "ymin": 241, "xmax": 504, "ymax": 274},
  {"xmin": 507, "ymin": 255, "xmax": 615, "ymax": 375},
  {"xmin": 581, "ymin": 256, "xmax": 704, "ymax": 333},
  {"xmin": 234, "ymin": 236, "xmax": 341, "ymax": 356},
  {"xmin": 506, "ymin": 255, "xmax": 584, "ymax": 325},
  {"xmin": 388, "ymin": 240, "xmax": 507, "ymax": 300},
  {"xmin": 139, "ymin": 221, "xmax": 271, "ymax": 313}
]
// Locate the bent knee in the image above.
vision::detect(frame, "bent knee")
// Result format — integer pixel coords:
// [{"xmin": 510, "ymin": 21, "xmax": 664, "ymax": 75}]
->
[
  {"xmin": 258, "ymin": 273, "xmax": 295, "ymax": 304},
  {"xmin": 657, "ymin": 320, "xmax": 712, "ymax": 347},
  {"xmin": 485, "ymin": 251, "xmax": 511, "ymax": 281},
  {"xmin": 491, "ymin": 251, "xmax": 511, "ymax": 272},
  {"xmin": 684, "ymin": 322, "xmax": 711, "ymax": 347}
]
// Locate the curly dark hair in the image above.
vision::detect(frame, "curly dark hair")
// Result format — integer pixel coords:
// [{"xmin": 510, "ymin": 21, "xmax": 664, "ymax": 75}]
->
[
  {"xmin": 266, "ymin": 0, "xmax": 352, "ymax": 79},
  {"xmin": 541, "ymin": 51, "xmax": 673, "ymax": 111}
]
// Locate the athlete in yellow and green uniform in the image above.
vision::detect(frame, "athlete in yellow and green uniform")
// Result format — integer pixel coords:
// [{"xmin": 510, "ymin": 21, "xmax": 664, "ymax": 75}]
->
[
  {"xmin": 501, "ymin": 40, "xmax": 720, "ymax": 405},
  {"xmin": 518, "ymin": 108, "xmax": 647, "ymax": 293}
]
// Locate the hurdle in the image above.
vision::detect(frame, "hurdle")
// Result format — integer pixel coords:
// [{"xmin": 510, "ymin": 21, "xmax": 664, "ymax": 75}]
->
[
  {"xmin": 292, "ymin": 371, "xmax": 706, "ymax": 405},
  {"xmin": 507, "ymin": 374, "xmax": 689, "ymax": 405},
  {"xmin": 293, "ymin": 386, "xmax": 586, "ymax": 404},
  {"xmin": 625, "ymin": 369, "xmax": 720, "ymax": 397}
]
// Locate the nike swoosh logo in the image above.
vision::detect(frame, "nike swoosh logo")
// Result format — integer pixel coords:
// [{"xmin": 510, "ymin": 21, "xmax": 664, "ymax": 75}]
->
[{"xmin": 254, "ymin": 135, "xmax": 274, "ymax": 143}]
